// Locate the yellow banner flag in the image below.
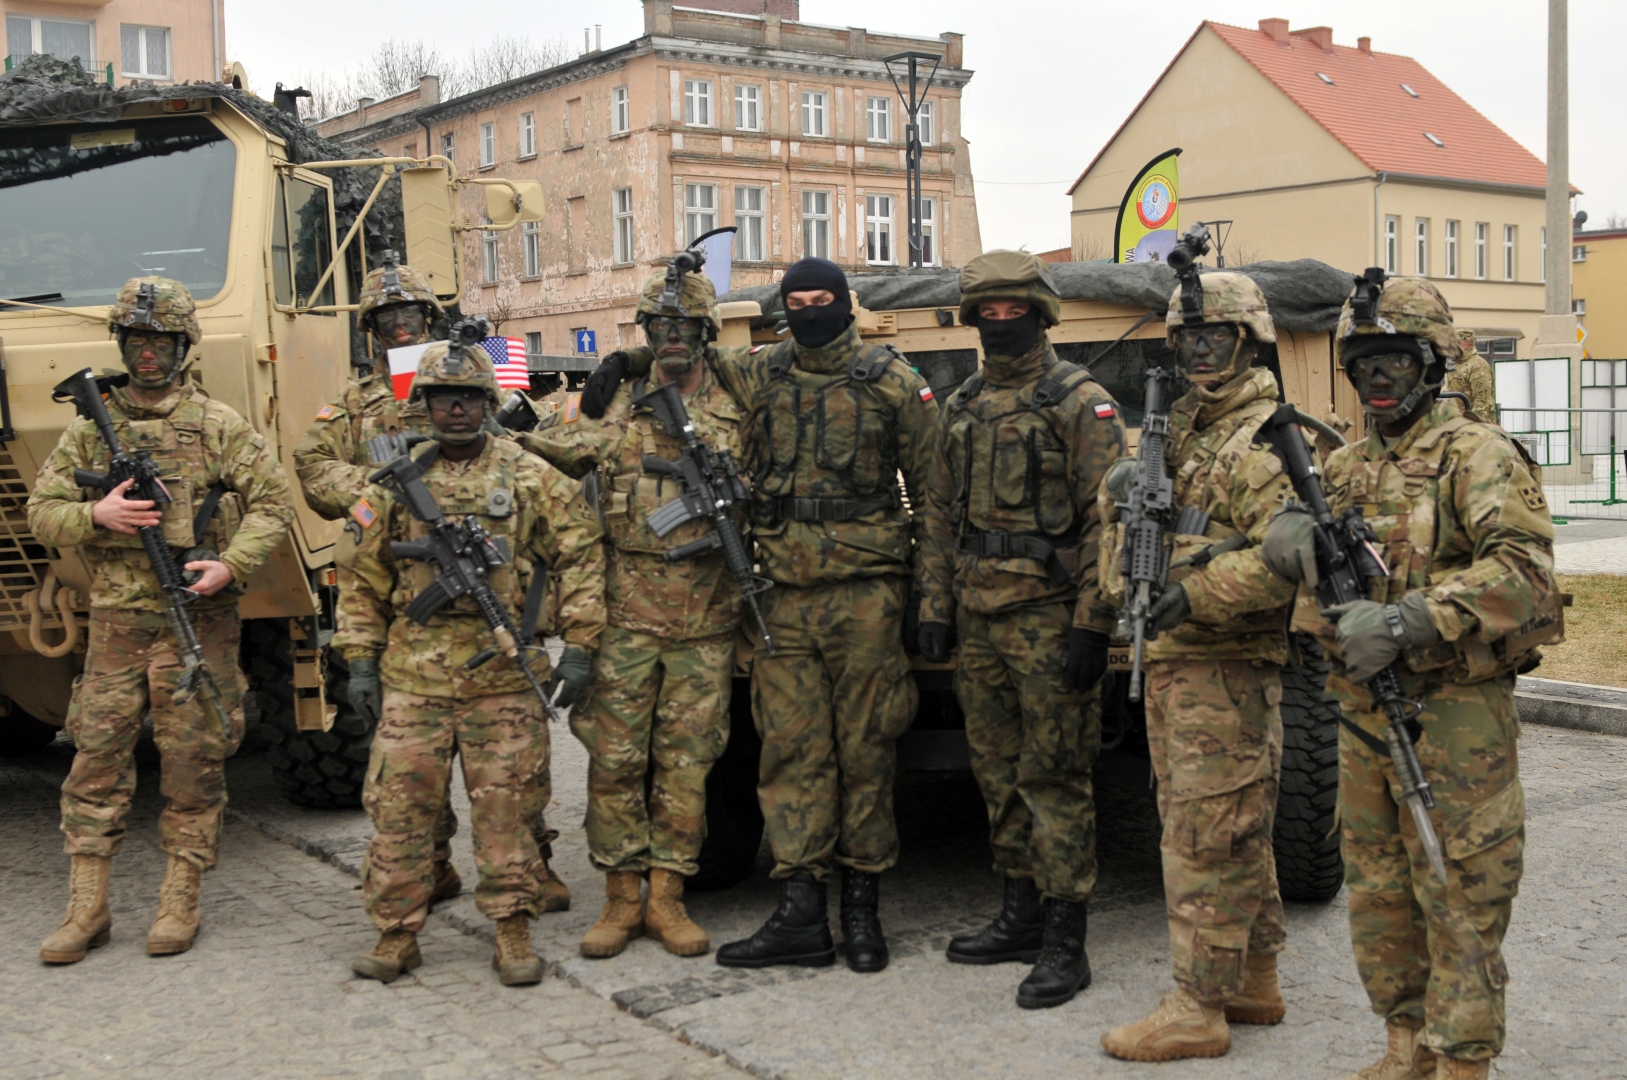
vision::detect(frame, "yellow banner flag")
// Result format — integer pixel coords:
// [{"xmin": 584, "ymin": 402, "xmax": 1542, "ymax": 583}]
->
[{"xmin": 1114, "ymin": 148, "xmax": 1181, "ymax": 264}]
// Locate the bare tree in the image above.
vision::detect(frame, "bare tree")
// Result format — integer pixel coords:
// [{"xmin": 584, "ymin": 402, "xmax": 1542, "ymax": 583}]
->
[
  {"xmin": 461, "ymin": 35, "xmax": 575, "ymax": 92},
  {"xmin": 483, "ymin": 296, "xmax": 517, "ymax": 336},
  {"xmin": 1604, "ymin": 212, "xmax": 1627, "ymax": 230},
  {"xmin": 1071, "ymin": 234, "xmax": 1111, "ymax": 262}
]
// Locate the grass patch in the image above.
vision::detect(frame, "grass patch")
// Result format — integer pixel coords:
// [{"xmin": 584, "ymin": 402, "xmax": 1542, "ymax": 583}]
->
[{"xmin": 1530, "ymin": 574, "xmax": 1627, "ymax": 687}]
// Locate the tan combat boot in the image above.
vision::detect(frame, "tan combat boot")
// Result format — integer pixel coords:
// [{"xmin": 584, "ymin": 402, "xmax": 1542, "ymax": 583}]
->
[
  {"xmin": 147, "ymin": 855, "xmax": 202, "ymax": 956},
  {"xmin": 579, "ymin": 871, "xmax": 644, "ymax": 958},
  {"xmin": 1331, "ymin": 1020, "xmax": 1436, "ymax": 1080},
  {"xmin": 1435, "ymin": 1060, "xmax": 1490, "ymax": 1080},
  {"xmin": 1101, "ymin": 986, "xmax": 1231, "ymax": 1062},
  {"xmin": 428, "ymin": 861, "xmax": 462, "ymax": 908},
  {"xmin": 493, "ymin": 914, "xmax": 544, "ymax": 986},
  {"xmin": 1224, "ymin": 950, "xmax": 1287, "ymax": 1024},
  {"xmin": 645, "ymin": 868, "xmax": 710, "ymax": 957},
  {"xmin": 39, "ymin": 854, "xmax": 112, "ymax": 964},
  {"xmin": 352, "ymin": 929, "xmax": 421, "ymax": 984},
  {"xmin": 540, "ymin": 863, "xmax": 571, "ymax": 913}
]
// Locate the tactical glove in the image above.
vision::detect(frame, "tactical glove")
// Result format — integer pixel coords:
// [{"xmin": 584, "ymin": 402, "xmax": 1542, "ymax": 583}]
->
[
  {"xmin": 1104, "ymin": 456, "xmax": 1138, "ymax": 504},
  {"xmin": 547, "ymin": 645, "xmax": 594, "ymax": 708},
  {"xmin": 918, "ymin": 621, "xmax": 953, "ymax": 664},
  {"xmin": 579, "ymin": 352, "xmax": 629, "ymax": 419},
  {"xmin": 1147, "ymin": 582, "xmax": 1192, "ymax": 633},
  {"xmin": 346, "ymin": 656, "xmax": 383, "ymax": 726},
  {"xmin": 1261, "ymin": 505, "xmax": 1319, "ymax": 588},
  {"xmin": 1324, "ymin": 593, "xmax": 1438, "ymax": 684},
  {"xmin": 1063, "ymin": 628, "xmax": 1110, "ymax": 691}
]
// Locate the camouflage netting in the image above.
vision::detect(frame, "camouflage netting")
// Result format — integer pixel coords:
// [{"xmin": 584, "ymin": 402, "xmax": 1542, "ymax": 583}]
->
[{"xmin": 723, "ymin": 258, "xmax": 1359, "ymax": 334}]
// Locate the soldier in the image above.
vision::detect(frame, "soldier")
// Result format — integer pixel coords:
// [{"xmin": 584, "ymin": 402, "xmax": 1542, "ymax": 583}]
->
[
  {"xmin": 1262, "ymin": 275, "xmax": 1558, "ymax": 1080},
  {"xmin": 1445, "ymin": 328, "xmax": 1497, "ymax": 425},
  {"xmin": 1098, "ymin": 273, "xmax": 1302, "ymax": 1059},
  {"xmin": 914, "ymin": 251, "xmax": 1123, "ymax": 1009},
  {"xmin": 339, "ymin": 342, "xmax": 605, "ymax": 986},
  {"xmin": 30, "ymin": 276, "xmax": 294, "ymax": 962},
  {"xmin": 580, "ymin": 255, "xmax": 938, "ymax": 973},
  {"xmin": 293, "ymin": 257, "xmax": 569, "ymax": 913},
  {"xmin": 523, "ymin": 270, "xmax": 745, "ymax": 960}
]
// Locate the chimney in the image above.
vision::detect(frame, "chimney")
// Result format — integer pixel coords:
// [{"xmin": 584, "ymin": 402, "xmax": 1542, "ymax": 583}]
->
[
  {"xmin": 1357, "ymin": 36, "xmax": 1371, "ymax": 54},
  {"xmin": 849, "ymin": 27, "xmax": 867, "ymax": 57},
  {"xmin": 1291, "ymin": 26, "xmax": 1335, "ymax": 52},
  {"xmin": 764, "ymin": 12, "xmax": 781, "ymax": 47},
  {"xmin": 1259, "ymin": 18, "xmax": 1289, "ymax": 44},
  {"xmin": 418, "ymin": 75, "xmax": 440, "ymax": 105},
  {"xmin": 357, "ymin": 96, "xmax": 375, "ymax": 127},
  {"xmin": 940, "ymin": 32, "xmax": 963, "ymax": 70},
  {"xmin": 644, "ymin": 0, "xmax": 673, "ymax": 36}
]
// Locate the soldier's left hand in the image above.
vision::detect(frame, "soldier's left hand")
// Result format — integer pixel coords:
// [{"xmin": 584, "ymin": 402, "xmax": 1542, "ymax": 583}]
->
[
  {"xmin": 547, "ymin": 645, "xmax": 594, "ymax": 708},
  {"xmin": 1147, "ymin": 582, "xmax": 1192, "ymax": 633},
  {"xmin": 182, "ymin": 559, "xmax": 234, "ymax": 596}
]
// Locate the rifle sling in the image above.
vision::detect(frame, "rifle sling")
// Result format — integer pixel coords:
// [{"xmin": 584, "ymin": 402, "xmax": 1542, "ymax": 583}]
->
[
  {"xmin": 192, "ymin": 482, "xmax": 228, "ymax": 546},
  {"xmin": 1339, "ymin": 715, "xmax": 1389, "ymax": 758},
  {"xmin": 519, "ymin": 565, "xmax": 548, "ymax": 643}
]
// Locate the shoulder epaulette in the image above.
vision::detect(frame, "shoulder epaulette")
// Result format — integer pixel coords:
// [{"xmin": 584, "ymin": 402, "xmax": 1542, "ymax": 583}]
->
[
  {"xmin": 1031, "ymin": 361, "xmax": 1094, "ymax": 409},
  {"xmin": 847, "ymin": 343, "xmax": 900, "ymax": 383},
  {"xmin": 765, "ymin": 339, "xmax": 797, "ymax": 377}
]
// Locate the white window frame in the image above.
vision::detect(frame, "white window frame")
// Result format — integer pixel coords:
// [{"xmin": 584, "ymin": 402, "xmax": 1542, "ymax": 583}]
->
[
  {"xmin": 866, "ymin": 96, "xmax": 891, "ymax": 143},
  {"xmin": 1384, "ymin": 215, "xmax": 1399, "ymax": 274},
  {"xmin": 684, "ymin": 182, "xmax": 717, "ymax": 245},
  {"xmin": 440, "ymin": 132, "xmax": 455, "ymax": 168},
  {"xmin": 1474, "ymin": 222, "xmax": 1488, "ymax": 280},
  {"xmin": 7, "ymin": 15, "xmax": 94, "ymax": 69},
  {"xmin": 1444, "ymin": 219, "xmax": 1459, "ymax": 278},
  {"xmin": 481, "ymin": 227, "xmax": 499, "ymax": 285},
  {"xmin": 865, "ymin": 194, "xmax": 894, "ymax": 265},
  {"xmin": 1414, "ymin": 218, "xmax": 1429, "ymax": 276},
  {"xmin": 1573, "ymin": 298, "xmax": 1586, "ymax": 316},
  {"xmin": 801, "ymin": 189, "xmax": 831, "ymax": 259},
  {"xmin": 521, "ymin": 220, "xmax": 540, "ymax": 278},
  {"xmin": 524, "ymin": 331, "xmax": 543, "ymax": 364},
  {"xmin": 916, "ymin": 100, "xmax": 935, "ymax": 146},
  {"xmin": 479, "ymin": 122, "xmax": 496, "ymax": 169},
  {"xmin": 801, "ymin": 91, "xmax": 827, "ymax": 137},
  {"xmin": 519, "ymin": 112, "xmax": 536, "ymax": 158},
  {"xmin": 119, "ymin": 24, "xmax": 170, "ymax": 80},
  {"xmin": 683, "ymin": 78, "xmax": 713, "ymax": 127},
  {"xmin": 920, "ymin": 196, "xmax": 939, "ymax": 266},
  {"xmin": 1573, "ymin": 244, "xmax": 1588, "ymax": 263},
  {"xmin": 735, "ymin": 185, "xmax": 765, "ymax": 262},
  {"xmin": 611, "ymin": 86, "xmax": 630, "ymax": 135},
  {"xmin": 1503, "ymin": 225, "xmax": 1517, "ymax": 281},
  {"xmin": 612, "ymin": 188, "xmax": 635, "ymax": 265},
  {"xmin": 734, "ymin": 83, "xmax": 761, "ymax": 132}
]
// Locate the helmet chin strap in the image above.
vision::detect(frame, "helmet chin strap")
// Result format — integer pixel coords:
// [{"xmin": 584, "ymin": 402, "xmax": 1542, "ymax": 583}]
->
[
  {"xmin": 1185, "ymin": 332, "xmax": 1251, "ymax": 386},
  {"xmin": 1361, "ymin": 338, "xmax": 1442, "ymax": 421}
]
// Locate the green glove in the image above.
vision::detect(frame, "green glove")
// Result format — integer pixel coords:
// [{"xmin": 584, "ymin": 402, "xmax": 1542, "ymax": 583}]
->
[
  {"xmin": 347, "ymin": 656, "xmax": 382, "ymax": 725},
  {"xmin": 547, "ymin": 645, "xmax": 593, "ymax": 708},
  {"xmin": 1260, "ymin": 505, "xmax": 1319, "ymax": 588},
  {"xmin": 1148, "ymin": 582, "xmax": 1192, "ymax": 633},
  {"xmin": 1104, "ymin": 456, "xmax": 1138, "ymax": 504},
  {"xmin": 1324, "ymin": 593, "xmax": 1437, "ymax": 684}
]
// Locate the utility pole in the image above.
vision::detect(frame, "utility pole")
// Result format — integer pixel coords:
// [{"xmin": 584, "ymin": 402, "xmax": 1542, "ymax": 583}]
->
[
  {"xmin": 884, "ymin": 50, "xmax": 941, "ymax": 268},
  {"xmin": 1544, "ymin": 0, "xmax": 1570, "ymax": 318}
]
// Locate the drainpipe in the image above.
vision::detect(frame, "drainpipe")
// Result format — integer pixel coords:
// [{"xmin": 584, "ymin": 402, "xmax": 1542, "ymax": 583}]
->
[
  {"xmin": 1373, "ymin": 171, "xmax": 1387, "ymax": 268},
  {"xmin": 211, "ymin": 0, "xmax": 220, "ymax": 83}
]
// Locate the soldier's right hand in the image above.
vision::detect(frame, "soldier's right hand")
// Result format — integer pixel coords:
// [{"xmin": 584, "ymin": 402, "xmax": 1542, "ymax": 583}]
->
[
  {"xmin": 1104, "ymin": 457, "xmax": 1138, "ymax": 504},
  {"xmin": 918, "ymin": 621, "xmax": 953, "ymax": 664},
  {"xmin": 90, "ymin": 478, "xmax": 163, "ymax": 534},
  {"xmin": 346, "ymin": 657, "xmax": 383, "ymax": 725},
  {"xmin": 580, "ymin": 352, "xmax": 630, "ymax": 419},
  {"xmin": 1261, "ymin": 504, "xmax": 1319, "ymax": 589}
]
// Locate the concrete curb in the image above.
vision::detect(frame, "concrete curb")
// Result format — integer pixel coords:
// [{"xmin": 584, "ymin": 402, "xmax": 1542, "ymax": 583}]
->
[{"xmin": 1516, "ymin": 676, "xmax": 1627, "ymax": 737}]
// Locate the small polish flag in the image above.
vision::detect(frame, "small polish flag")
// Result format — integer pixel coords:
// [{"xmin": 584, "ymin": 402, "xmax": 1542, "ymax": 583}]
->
[
  {"xmin": 918, "ymin": 386, "xmax": 935, "ymax": 403},
  {"xmin": 477, "ymin": 336, "xmax": 533, "ymax": 390},
  {"xmin": 388, "ymin": 343, "xmax": 431, "ymax": 400},
  {"xmin": 1094, "ymin": 402, "xmax": 1116, "ymax": 419}
]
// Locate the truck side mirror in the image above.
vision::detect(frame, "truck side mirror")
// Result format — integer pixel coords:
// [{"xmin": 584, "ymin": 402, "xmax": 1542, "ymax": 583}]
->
[{"xmin": 401, "ymin": 166, "xmax": 460, "ymax": 302}]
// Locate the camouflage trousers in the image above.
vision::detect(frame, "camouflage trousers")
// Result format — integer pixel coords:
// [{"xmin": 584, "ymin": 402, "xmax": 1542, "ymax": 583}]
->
[
  {"xmin": 363, "ymin": 689, "xmax": 548, "ymax": 932},
  {"xmin": 429, "ymin": 760, "xmax": 557, "ymax": 866},
  {"xmin": 1145, "ymin": 658, "xmax": 1286, "ymax": 1006},
  {"xmin": 956, "ymin": 604, "xmax": 1100, "ymax": 903},
  {"xmin": 1332, "ymin": 671, "xmax": 1524, "ymax": 1062},
  {"xmin": 752, "ymin": 576, "xmax": 918, "ymax": 880},
  {"xmin": 60, "ymin": 606, "xmax": 246, "ymax": 870},
  {"xmin": 571, "ymin": 626, "xmax": 732, "ymax": 876}
]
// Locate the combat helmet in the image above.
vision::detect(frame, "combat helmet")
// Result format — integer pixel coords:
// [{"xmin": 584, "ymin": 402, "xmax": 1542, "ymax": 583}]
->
[
  {"xmin": 1335, "ymin": 270, "xmax": 1460, "ymax": 419},
  {"xmin": 635, "ymin": 266, "xmax": 722, "ymax": 338},
  {"xmin": 408, "ymin": 340, "xmax": 502, "ymax": 409},
  {"xmin": 958, "ymin": 250, "xmax": 1062, "ymax": 328},
  {"xmin": 358, "ymin": 250, "xmax": 443, "ymax": 330},
  {"xmin": 108, "ymin": 276, "xmax": 202, "ymax": 349},
  {"xmin": 1164, "ymin": 271, "xmax": 1276, "ymax": 345}
]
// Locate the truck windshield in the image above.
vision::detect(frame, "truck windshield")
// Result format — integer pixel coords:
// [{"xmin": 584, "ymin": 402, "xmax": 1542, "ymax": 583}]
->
[{"xmin": 0, "ymin": 116, "xmax": 234, "ymax": 308}]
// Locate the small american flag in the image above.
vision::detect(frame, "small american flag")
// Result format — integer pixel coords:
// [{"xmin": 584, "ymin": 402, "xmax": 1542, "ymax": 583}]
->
[{"xmin": 477, "ymin": 336, "xmax": 531, "ymax": 390}]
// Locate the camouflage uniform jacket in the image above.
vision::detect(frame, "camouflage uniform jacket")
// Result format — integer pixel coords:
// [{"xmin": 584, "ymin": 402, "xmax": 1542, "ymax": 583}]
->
[
  {"xmin": 919, "ymin": 339, "xmax": 1125, "ymax": 632},
  {"xmin": 27, "ymin": 384, "xmax": 294, "ymax": 612},
  {"xmin": 522, "ymin": 363, "xmax": 747, "ymax": 640},
  {"xmin": 335, "ymin": 436, "xmax": 607, "ymax": 697},
  {"xmin": 293, "ymin": 369, "xmax": 430, "ymax": 520},
  {"xmin": 1314, "ymin": 399, "xmax": 1559, "ymax": 703},
  {"xmin": 1446, "ymin": 351, "xmax": 1497, "ymax": 425}
]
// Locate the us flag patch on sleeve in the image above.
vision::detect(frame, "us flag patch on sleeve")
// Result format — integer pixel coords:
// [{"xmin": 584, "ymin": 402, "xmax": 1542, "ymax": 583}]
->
[
  {"xmin": 350, "ymin": 498, "xmax": 378, "ymax": 529},
  {"xmin": 750, "ymin": 344, "xmax": 767, "ymax": 354},
  {"xmin": 1094, "ymin": 403, "xmax": 1116, "ymax": 419},
  {"xmin": 919, "ymin": 386, "xmax": 935, "ymax": 403},
  {"xmin": 315, "ymin": 405, "xmax": 337, "ymax": 421}
]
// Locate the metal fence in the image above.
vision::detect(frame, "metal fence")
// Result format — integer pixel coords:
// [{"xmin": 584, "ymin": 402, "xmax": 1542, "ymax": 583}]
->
[{"xmin": 1498, "ymin": 406, "xmax": 1627, "ymax": 520}]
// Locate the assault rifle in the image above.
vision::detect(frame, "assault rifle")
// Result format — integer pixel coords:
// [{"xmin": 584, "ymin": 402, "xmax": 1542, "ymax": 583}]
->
[
  {"xmin": 369, "ymin": 443, "xmax": 563, "ymax": 723},
  {"xmin": 1261, "ymin": 403, "xmax": 1448, "ymax": 882},
  {"xmin": 52, "ymin": 368, "xmax": 234, "ymax": 738},
  {"xmin": 633, "ymin": 378, "xmax": 775, "ymax": 653}
]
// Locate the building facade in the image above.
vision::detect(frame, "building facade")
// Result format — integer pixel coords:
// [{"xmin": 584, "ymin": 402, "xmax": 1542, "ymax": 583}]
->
[
  {"xmin": 4, "ymin": 0, "xmax": 224, "ymax": 85},
  {"xmin": 1573, "ymin": 227, "xmax": 1627, "ymax": 361},
  {"xmin": 315, "ymin": 0, "xmax": 979, "ymax": 362}
]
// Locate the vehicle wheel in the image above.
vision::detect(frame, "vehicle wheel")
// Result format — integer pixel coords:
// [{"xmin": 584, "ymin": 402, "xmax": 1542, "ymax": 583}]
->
[
  {"xmin": 246, "ymin": 619, "xmax": 374, "ymax": 810},
  {"xmin": 690, "ymin": 676, "xmax": 764, "ymax": 892},
  {"xmin": 1273, "ymin": 634, "xmax": 1345, "ymax": 903},
  {"xmin": 0, "ymin": 706, "xmax": 60, "ymax": 757}
]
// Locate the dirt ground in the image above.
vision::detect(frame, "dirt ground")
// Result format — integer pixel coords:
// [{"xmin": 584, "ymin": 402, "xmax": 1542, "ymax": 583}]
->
[{"xmin": 1531, "ymin": 573, "xmax": 1627, "ymax": 687}]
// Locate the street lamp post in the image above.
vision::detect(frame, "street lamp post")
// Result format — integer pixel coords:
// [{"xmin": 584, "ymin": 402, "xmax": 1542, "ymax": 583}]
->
[{"xmin": 883, "ymin": 50, "xmax": 941, "ymax": 269}]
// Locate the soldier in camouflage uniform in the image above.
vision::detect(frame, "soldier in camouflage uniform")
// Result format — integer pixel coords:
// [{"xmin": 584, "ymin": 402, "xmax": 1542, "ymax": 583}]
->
[
  {"xmin": 30, "ymin": 277, "xmax": 294, "ymax": 963},
  {"xmin": 581, "ymin": 256, "xmax": 938, "ymax": 973},
  {"xmin": 1262, "ymin": 274, "xmax": 1559, "ymax": 1080},
  {"xmin": 339, "ymin": 341, "xmax": 606, "ymax": 986},
  {"xmin": 1445, "ymin": 329, "xmax": 1497, "ymax": 425},
  {"xmin": 293, "ymin": 257, "xmax": 568, "ymax": 912},
  {"xmin": 1099, "ymin": 272, "xmax": 1304, "ymax": 1060},
  {"xmin": 523, "ymin": 270, "xmax": 746, "ymax": 960},
  {"xmin": 915, "ymin": 251, "xmax": 1124, "ymax": 1010}
]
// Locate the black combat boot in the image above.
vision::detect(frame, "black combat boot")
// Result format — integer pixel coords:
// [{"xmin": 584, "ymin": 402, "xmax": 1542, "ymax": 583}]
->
[
  {"xmin": 1015, "ymin": 898, "xmax": 1090, "ymax": 1009},
  {"xmin": 839, "ymin": 867, "xmax": 888, "ymax": 973},
  {"xmin": 715, "ymin": 873, "xmax": 836, "ymax": 969},
  {"xmin": 946, "ymin": 875, "xmax": 1044, "ymax": 965}
]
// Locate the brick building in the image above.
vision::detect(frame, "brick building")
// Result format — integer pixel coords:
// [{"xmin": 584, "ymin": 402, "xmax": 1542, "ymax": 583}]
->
[{"xmin": 4, "ymin": 0, "xmax": 224, "ymax": 85}]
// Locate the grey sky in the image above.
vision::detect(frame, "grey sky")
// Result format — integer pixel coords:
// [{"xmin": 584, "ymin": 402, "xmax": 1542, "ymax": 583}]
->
[{"xmin": 229, "ymin": 0, "xmax": 1625, "ymax": 253}]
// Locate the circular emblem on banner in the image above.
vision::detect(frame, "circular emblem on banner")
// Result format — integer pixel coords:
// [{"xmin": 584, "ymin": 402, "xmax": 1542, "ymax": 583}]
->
[{"xmin": 1136, "ymin": 176, "xmax": 1176, "ymax": 230}]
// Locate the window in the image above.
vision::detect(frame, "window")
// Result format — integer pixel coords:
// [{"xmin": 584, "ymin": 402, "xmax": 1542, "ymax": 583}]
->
[
  {"xmin": 479, "ymin": 122, "xmax": 495, "ymax": 168},
  {"xmin": 683, "ymin": 79, "xmax": 712, "ymax": 127},
  {"xmin": 1503, "ymin": 225, "xmax": 1517, "ymax": 281},
  {"xmin": 801, "ymin": 91, "xmax": 827, "ymax": 137},
  {"xmin": 735, "ymin": 185, "xmax": 765, "ymax": 261},
  {"xmin": 1414, "ymin": 218, "xmax": 1429, "ymax": 275},
  {"xmin": 801, "ymin": 190, "xmax": 831, "ymax": 259},
  {"xmin": 1573, "ymin": 298, "xmax": 1587, "ymax": 316},
  {"xmin": 684, "ymin": 183, "xmax": 717, "ymax": 244},
  {"xmin": 611, "ymin": 86, "xmax": 630, "ymax": 135},
  {"xmin": 119, "ymin": 25, "xmax": 170, "ymax": 79},
  {"xmin": 866, "ymin": 96, "xmax": 891, "ymax": 142},
  {"xmin": 519, "ymin": 112, "xmax": 535, "ymax": 158},
  {"xmin": 521, "ymin": 220, "xmax": 540, "ymax": 277},
  {"xmin": 481, "ymin": 227, "xmax": 499, "ymax": 284},
  {"xmin": 1573, "ymin": 244, "xmax": 1588, "ymax": 263},
  {"xmin": 440, "ymin": 132, "xmax": 455, "ymax": 167},
  {"xmin": 1444, "ymin": 220, "xmax": 1459, "ymax": 277},
  {"xmin": 916, "ymin": 100, "xmax": 935, "ymax": 146},
  {"xmin": 920, "ymin": 197, "xmax": 938, "ymax": 266},
  {"xmin": 272, "ymin": 174, "xmax": 336, "ymax": 308},
  {"xmin": 1315, "ymin": 71, "xmax": 1334, "ymax": 85},
  {"xmin": 1475, "ymin": 222, "xmax": 1488, "ymax": 279},
  {"xmin": 734, "ymin": 84, "xmax": 761, "ymax": 131},
  {"xmin": 1424, "ymin": 132, "xmax": 1445, "ymax": 148},
  {"xmin": 612, "ymin": 188, "xmax": 634, "ymax": 265},
  {"xmin": 1384, "ymin": 215, "xmax": 1399, "ymax": 274},
  {"xmin": 1401, "ymin": 83, "xmax": 1419, "ymax": 98},
  {"xmin": 567, "ymin": 197, "xmax": 586, "ymax": 273},
  {"xmin": 865, "ymin": 194, "xmax": 893, "ymax": 264},
  {"xmin": 525, "ymin": 331, "xmax": 543, "ymax": 364},
  {"xmin": 6, "ymin": 15, "xmax": 92, "ymax": 69}
]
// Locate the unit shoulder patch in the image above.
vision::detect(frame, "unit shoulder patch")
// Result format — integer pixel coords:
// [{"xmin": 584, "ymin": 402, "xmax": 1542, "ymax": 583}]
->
[{"xmin": 1519, "ymin": 483, "xmax": 1547, "ymax": 511}]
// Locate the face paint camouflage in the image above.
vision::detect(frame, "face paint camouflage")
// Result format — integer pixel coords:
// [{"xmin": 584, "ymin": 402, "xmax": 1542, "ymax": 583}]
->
[
  {"xmin": 645, "ymin": 315, "xmax": 707, "ymax": 373},
  {"xmin": 1351, "ymin": 349, "xmax": 1426, "ymax": 422},
  {"xmin": 1173, "ymin": 323, "xmax": 1243, "ymax": 383},
  {"xmin": 120, "ymin": 331, "xmax": 183, "ymax": 389}
]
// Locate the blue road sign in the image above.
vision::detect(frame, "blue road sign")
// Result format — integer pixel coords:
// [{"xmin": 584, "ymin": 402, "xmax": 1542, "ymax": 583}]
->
[{"xmin": 575, "ymin": 329, "xmax": 597, "ymax": 355}]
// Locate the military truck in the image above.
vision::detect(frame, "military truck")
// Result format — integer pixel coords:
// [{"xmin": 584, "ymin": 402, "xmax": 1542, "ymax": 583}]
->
[{"xmin": 0, "ymin": 59, "xmax": 542, "ymax": 812}]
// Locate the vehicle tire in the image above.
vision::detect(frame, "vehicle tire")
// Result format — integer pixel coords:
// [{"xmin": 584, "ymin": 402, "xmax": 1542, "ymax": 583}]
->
[
  {"xmin": 247, "ymin": 619, "xmax": 374, "ymax": 810},
  {"xmin": 0, "ymin": 706, "xmax": 60, "ymax": 757},
  {"xmin": 1273, "ymin": 634, "xmax": 1345, "ymax": 903},
  {"xmin": 690, "ymin": 676, "xmax": 765, "ymax": 892}
]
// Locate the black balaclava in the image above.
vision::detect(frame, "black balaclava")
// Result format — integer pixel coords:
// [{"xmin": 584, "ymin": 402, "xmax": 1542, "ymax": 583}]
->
[
  {"xmin": 977, "ymin": 309, "xmax": 1043, "ymax": 360},
  {"xmin": 780, "ymin": 257, "xmax": 853, "ymax": 348}
]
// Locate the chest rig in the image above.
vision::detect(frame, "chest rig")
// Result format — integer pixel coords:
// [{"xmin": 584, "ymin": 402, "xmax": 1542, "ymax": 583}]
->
[
  {"xmin": 1167, "ymin": 398, "xmax": 1279, "ymax": 536},
  {"xmin": 395, "ymin": 446, "xmax": 524, "ymax": 610},
  {"xmin": 94, "ymin": 390, "xmax": 233, "ymax": 553}
]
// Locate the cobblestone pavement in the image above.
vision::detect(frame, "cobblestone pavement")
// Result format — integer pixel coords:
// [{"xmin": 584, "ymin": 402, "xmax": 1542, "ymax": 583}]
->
[{"xmin": 6, "ymin": 723, "xmax": 1625, "ymax": 1079}]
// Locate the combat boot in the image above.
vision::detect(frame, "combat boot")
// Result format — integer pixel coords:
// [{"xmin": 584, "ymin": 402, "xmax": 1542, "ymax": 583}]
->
[
  {"xmin": 492, "ymin": 914, "xmax": 543, "ymax": 986},
  {"xmin": 1101, "ymin": 986, "xmax": 1231, "ymax": 1061},
  {"xmin": 39, "ymin": 854, "xmax": 112, "ymax": 964},
  {"xmin": 146, "ymin": 855, "xmax": 202, "ymax": 956},
  {"xmin": 645, "ymin": 868, "xmax": 710, "ymax": 957},
  {"xmin": 540, "ymin": 863, "xmax": 571, "ymax": 913},
  {"xmin": 580, "ymin": 871, "xmax": 644, "ymax": 958},
  {"xmin": 1330, "ymin": 1020, "xmax": 1435, "ymax": 1080},
  {"xmin": 946, "ymin": 875, "xmax": 1043, "ymax": 965},
  {"xmin": 715, "ymin": 872, "xmax": 836, "ymax": 968},
  {"xmin": 1435, "ymin": 1060, "xmax": 1490, "ymax": 1080},
  {"xmin": 1224, "ymin": 950, "xmax": 1287, "ymax": 1024},
  {"xmin": 1015, "ymin": 898, "xmax": 1090, "ymax": 1009},
  {"xmin": 840, "ymin": 866, "xmax": 888, "ymax": 973},
  {"xmin": 428, "ymin": 861, "xmax": 462, "ymax": 908},
  {"xmin": 352, "ymin": 929, "xmax": 421, "ymax": 983}
]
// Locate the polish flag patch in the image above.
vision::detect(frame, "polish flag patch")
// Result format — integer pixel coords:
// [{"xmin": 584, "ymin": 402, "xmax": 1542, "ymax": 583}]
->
[
  {"xmin": 919, "ymin": 386, "xmax": 935, "ymax": 402},
  {"xmin": 1094, "ymin": 402, "xmax": 1116, "ymax": 419}
]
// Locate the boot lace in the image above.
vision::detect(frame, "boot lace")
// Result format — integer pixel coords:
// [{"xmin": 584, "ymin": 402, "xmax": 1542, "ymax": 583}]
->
[
  {"xmin": 158, "ymin": 861, "xmax": 198, "ymax": 916},
  {"xmin": 496, "ymin": 918, "xmax": 533, "ymax": 961}
]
